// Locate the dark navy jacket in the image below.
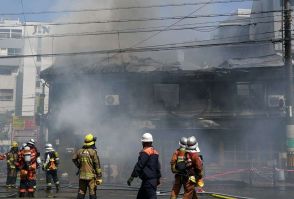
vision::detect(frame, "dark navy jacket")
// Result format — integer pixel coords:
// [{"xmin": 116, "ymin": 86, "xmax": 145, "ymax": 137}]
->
[{"xmin": 131, "ymin": 147, "xmax": 161, "ymax": 181}]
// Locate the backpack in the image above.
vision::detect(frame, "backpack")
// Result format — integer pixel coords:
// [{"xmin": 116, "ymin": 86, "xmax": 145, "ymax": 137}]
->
[{"xmin": 175, "ymin": 148, "xmax": 187, "ymax": 173}]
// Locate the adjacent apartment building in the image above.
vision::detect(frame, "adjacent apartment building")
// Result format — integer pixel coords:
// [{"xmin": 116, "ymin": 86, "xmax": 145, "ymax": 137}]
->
[{"xmin": 0, "ymin": 19, "xmax": 51, "ymax": 148}]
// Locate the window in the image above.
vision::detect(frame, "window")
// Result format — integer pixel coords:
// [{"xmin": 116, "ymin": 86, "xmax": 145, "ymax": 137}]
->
[
  {"xmin": 0, "ymin": 29, "xmax": 10, "ymax": 38},
  {"xmin": 0, "ymin": 89, "xmax": 13, "ymax": 101},
  {"xmin": 236, "ymin": 82, "xmax": 264, "ymax": 110},
  {"xmin": 154, "ymin": 84, "xmax": 179, "ymax": 109},
  {"xmin": 0, "ymin": 29, "xmax": 22, "ymax": 38},
  {"xmin": 0, "ymin": 48, "xmax": 7, "ymax": 56},
  {"xmin": 11, "ymin": 29, "xmax": 22, "ymax": 38},
  {"xmin": 237, "ymin": 83, "xmax": 249, "ymax": 96},
  {"xmin": 0, "ymin": 66, "xmax": 17, "ymax": 75},
  {"xmin": 7, "ymin": 48, "xmax": 21, "ymax": 55}
]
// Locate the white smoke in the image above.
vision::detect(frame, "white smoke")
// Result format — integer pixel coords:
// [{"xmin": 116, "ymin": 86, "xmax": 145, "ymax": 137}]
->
[{"xmin": 50, "ymin": 0, "xmax": 217, "ymax": 67}]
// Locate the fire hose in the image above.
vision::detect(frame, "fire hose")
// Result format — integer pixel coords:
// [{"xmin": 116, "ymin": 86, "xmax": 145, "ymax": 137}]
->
[
  {"xmin": 0, "ymin": 182, "xmax": 255, "ymax": 199},
  {"xmin": 0, "ymin": 189, "xmax": 18, "ymax": 198},
  {"xmin": 61, "ymin": 183, "xmax": 254, "ymax": 199}
]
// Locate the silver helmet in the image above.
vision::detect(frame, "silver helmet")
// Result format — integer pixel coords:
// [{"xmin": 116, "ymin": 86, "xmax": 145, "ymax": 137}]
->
[
  {"xmin": 187, "ymin": 136, "xmax": 200, "ymax": 152},
  {"xmin": 179, "ymin": 137, "xmax": 188, "ymax": 148},
  {"xmin": 45, "ymin": 143, "xmax": 54, "ymax": 152},
  {"xmin": 27, "ymin": 138, "xmax": 35, "ymax": 146}
]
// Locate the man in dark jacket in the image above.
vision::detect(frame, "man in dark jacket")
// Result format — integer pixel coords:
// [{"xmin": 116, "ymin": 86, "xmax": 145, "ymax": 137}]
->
[{"xmin": 127, "ymin": 132, "xmax": 161, "ymax": 199}]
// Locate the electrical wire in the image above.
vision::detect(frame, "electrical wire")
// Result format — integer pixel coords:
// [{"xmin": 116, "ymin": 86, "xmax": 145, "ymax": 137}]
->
[
  {"xmin": 19, "ymin": 0, "xmax": 38, "ymax": 68},
  {"xmin": 0, "ymin": 28, "xmax": 283, "ymax": 60},
  {"xmin": 0, "ymin": 0, "xmax": 260, "ymax": 16},
  {"xmin": 0, "ymin": 38, "xmax": 277, "ymax": 59},
  {"xmin": 131, "ymin": 29, "xmax": 281, "ymax": 48},
  {"xmin": 1, "ymin": 10, "xmax": 282, "ymax": 27},
  {"xmin": 22, "ymin": 19, "xmax": 282, "ymax": 39},
  {"xmin": 125, "ymin": 0, "xmax": 213, "ymax": 49}
]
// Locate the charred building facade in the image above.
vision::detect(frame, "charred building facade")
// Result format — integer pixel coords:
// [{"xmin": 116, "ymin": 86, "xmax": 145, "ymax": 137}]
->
[{"xmin": 41, "ymin": 54, "xmax": 286, "ymax": 182}]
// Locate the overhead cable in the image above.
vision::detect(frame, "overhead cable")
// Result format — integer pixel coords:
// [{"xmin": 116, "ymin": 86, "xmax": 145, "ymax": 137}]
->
[{"xmin": 0, "ymin": 0, "xmax": 260, "ymax": 16}]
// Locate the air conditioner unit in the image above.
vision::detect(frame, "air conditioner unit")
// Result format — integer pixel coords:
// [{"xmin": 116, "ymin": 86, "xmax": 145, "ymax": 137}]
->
[
  {"xmin": 268, "ymin": 95, "xmax": 285, "ymax": 108},
  {"xmin": 105, "ymin": 95, "xmax": 120, "ymax": 106}
]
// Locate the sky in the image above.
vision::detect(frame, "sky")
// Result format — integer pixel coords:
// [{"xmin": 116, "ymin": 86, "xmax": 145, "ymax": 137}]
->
[{"xmin": 0, "ymin": 0, "xmax": 252, "ymax": 22}]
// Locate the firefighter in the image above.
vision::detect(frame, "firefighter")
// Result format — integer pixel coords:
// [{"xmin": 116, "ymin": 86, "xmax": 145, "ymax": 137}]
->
[
  {"xmin": 127, "ymin": 132, "xmax": 161, "ymax": 199},
  {"xmin": 182, "ymin": 136, "xmax": 203, "ymax": 199},
  {"xmin": 170, "ymin": 137, "xmax": 188, "ymax": 199},
  {"xmin": 72, "ymin": 133, "xmax": 102, "ymax": 199},
  {"xmin": 42, "ymin": 143, "xmax": 60, "ymax": 196},
  {"xmin": 16, "ymin": 145, "xmax": 38, "ymax": 198},
  {"xmin": 5, "ymin": 141, "xmax": 19, "ymax": 188}
]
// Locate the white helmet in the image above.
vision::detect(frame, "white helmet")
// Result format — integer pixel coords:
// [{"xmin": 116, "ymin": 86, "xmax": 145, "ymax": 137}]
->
[
  {"xmin": 27, "ymin": 139, "xmax": 35, "ymax": 146},
  {"xmin": 187, "ymin": 136, "xmax": 200, "ymax": 152},
  {"xmin": 21, "ymin": 143, "xmax": 27, "ymax": 149},
  {"xmin": 141, "ymin": 132, "xmax": 153, "ymax": 142},
  {"xmin": 45, "ymin": 143, "xmax": 54, "ymax": 152},
  {"xmin": 179, "ymin": 137, "xmax": 188, "ymax": 148},
  {"xmin": 24, "ymin": 146, "xmax": 30, "ymax": 151}
]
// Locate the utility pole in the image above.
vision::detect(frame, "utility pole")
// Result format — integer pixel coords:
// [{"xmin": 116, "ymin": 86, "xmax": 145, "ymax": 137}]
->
[
  {"xmin": 39, "ymin": 83, "xmax": 46, "ymax": 145},
  {"xmin": 284, "ymin": 0, "xmax": 294, "ymax": 179}
]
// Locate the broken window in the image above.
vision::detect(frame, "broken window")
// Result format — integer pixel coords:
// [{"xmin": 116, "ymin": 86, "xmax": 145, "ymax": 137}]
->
[
  {"xmin": 154, "ymin": 84, "xmax": 179, "ymax": 109},
  {"xmin": 236, "ymin": 82, "xmax": 264, "ymax": 110}
]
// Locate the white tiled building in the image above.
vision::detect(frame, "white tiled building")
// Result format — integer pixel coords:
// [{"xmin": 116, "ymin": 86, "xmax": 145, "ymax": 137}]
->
[{"xmin": 0, "ymin": 19, "xmax": 52, "ymax": 118}]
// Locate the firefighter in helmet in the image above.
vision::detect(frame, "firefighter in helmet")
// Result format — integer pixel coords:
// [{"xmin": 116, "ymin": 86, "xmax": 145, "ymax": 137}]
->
[
  {"xmin": 72, "ymin": 133, "xmax": 102, "ymax": 199},
  {"xmin": 127, "ymin": 132, "xmax": 161, "ymax": 199},
  {"xmin": 5, "ymin": 141, "xmax": 19, "ymax": 188},
  {"xmin": 16, "ymin": 139, "xmax": 41, "ymax": 197},
  {"xmin": 16, "ymin": 145, "xmax": 37, "ymax": 197},
  {"xmin": 170, "ymin": 137, "xmax": 188, "ymax": 199},
  {"xmin": 182, "ymin": 136, "xmax": 203, "ymax": 199},
  {"xmin": 42, "ymin": 143, "xmax": 60, "ymax": 196}
]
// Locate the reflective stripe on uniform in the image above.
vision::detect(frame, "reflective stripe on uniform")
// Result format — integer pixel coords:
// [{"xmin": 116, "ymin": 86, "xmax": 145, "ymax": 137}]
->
[
  {"xmin": 19, "ymin": 188, "xmax": 26, "ymax": 193},
  {"xmin": 28, "ymin": 188, "xmax": 34, "ymax": 192}
]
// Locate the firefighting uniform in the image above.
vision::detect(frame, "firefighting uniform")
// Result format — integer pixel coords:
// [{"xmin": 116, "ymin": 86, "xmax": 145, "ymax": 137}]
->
[
  {"xmin": 170, "ymin": 147, "xmax": 186, "ymax": 199},
  {"xmin": 16, "ymin": 146, "xmax": 39, "ymax": 197},
  {"xmin": 182, "ymin": 151, "xmax": 203, "ymax": 199},
  {"xmin": 43, "ymin": 151, "xmax": 60, "ymax": 192},
  {"xmin": 6, "ymin": 148, "xmax": 19, "ymax": 187},
  {"xmin": 72, "ymin": 146, "xmax": 102, "ymax": 199},
  {"xmin": 131, "ymin": 147, "xmax": 161, "ymax": 199}
]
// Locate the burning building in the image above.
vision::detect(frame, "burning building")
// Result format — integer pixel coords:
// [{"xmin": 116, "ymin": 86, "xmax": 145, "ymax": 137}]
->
[{"xmin": 41, "ymin": 51, "xmax": 287, "ymax": 183}]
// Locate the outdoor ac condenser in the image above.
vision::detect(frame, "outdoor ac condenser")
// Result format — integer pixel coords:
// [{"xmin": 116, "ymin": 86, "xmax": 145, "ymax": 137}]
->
[
  {"xmin": 105, "ymin": 95, "xmax": 120, "ymax": 106},
  {"xmin": 268, "ymin": 95, "xmax": 285, "ymax": 108}
]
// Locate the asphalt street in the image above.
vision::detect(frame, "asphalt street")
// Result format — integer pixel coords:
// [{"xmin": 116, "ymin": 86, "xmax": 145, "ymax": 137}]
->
[{"xmin": 2, "ymin": 182, "xmax": 294, "ymax": 198}]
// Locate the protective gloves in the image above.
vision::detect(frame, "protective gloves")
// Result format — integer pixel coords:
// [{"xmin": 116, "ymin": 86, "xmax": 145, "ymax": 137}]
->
[
  {"xmin": 96, "ymin": 178, "xmax": 103, "ymax": 185},
  {"xmin": 171, "ymin": 164, "xmax": 178, "ymax": 174},
  {"xmin": 127, "ymin": 176, "xmax": 134, "ymax": 186},
  {"xmin": 197, "ymin": 179, "xmax": 204, "ymax": 188},
  {"xmin": 189, "ymin": 176, "xmax": 197, "ymax": 184}
]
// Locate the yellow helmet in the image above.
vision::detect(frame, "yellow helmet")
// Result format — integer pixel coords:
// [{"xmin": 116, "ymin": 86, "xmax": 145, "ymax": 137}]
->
[
  {"xmin": 11, "ymin": 141, "xmax": 18, "ymax": 148},
  {"xmin": 84, "ymin": 133, "xmax": 96, "ymax": 146}
]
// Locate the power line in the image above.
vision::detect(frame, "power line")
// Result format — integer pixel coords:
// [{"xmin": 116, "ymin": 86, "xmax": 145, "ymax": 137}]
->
[
  {"xmin": 0, "ymin": 0, "xmax": 259, "ymax": 16},
  {"xmin": 0, "ymin": 28, "xmax": 282, "ymax": 60},
  {"xmin": 22, "ymin": 19, "xmax": 282, "ymax": 39},
  {"xmin": 111, "ymin": 0, "xmax": 209, "ymax": 50},
  {"xmin": 2, "ymin": 10, "xmax": 282, "ymax": 27},
  {"xmin": 20, "ymin": 0, "xmax": 38, "ymax": 68},
  {"xmin": 139, "ymin": 30, "xmax": 282, "ymax": 48},
  {"xmin": 0, "ymin": 38, "xmax": 278, "ymax": 59}
]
